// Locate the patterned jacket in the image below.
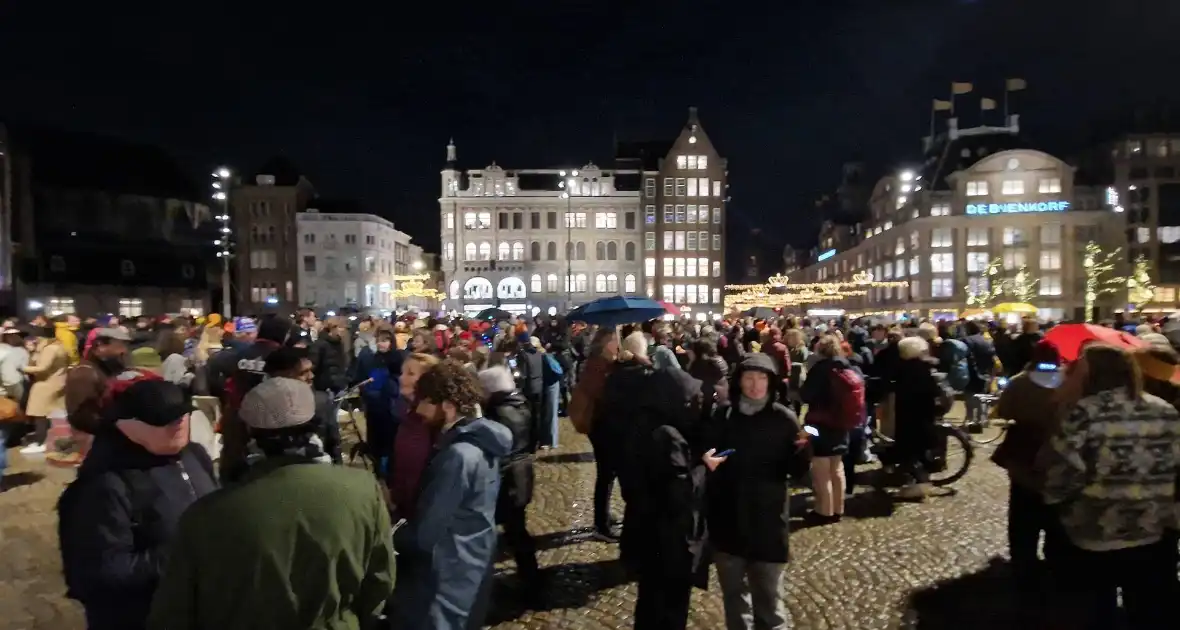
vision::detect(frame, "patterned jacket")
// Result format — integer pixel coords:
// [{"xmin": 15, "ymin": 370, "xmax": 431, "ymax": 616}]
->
[{"xmin": 1043, "ymin": 389, "xmax": 1180, "ymax": 551}]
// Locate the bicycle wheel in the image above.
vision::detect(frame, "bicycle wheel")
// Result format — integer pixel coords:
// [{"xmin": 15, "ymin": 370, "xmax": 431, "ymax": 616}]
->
[
  {"xmin": 928, "ymin": 424, "xmax": 973, "ymax": 487},
  {"xmin": 968, "ymin": 418, "xmax": 1008, "ymax": 445}
]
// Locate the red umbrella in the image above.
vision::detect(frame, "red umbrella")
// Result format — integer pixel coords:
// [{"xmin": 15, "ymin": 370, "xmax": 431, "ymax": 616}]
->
[
  {"xmin": 1043, "ymin": 323, "xmax": 1148, "ymax": 362},
  {"xmin": 658, "ymin": 301, "xmax": 682, "ymax": 316}
]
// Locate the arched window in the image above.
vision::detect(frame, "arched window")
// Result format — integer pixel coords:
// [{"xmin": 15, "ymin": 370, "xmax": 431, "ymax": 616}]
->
[
  {"xmin": 606, "ymin": 274, "xmax": 618, "ymax": 292},
  {"xmin": 575, "ymin": 241, "xmax": 586, "ymax": 260},
  {"xmin": 444, "ymin": 242, "xmax": 455, "ymax": 261},
  {"xmin": 565, "ymin": 241, "xmax": 574, "ymax": 259},
  {"xmin": 449, "ymin": 280, "xmax": 460, "ymax": 299},
  {"xmin": 624, "ymin": 274, "xmax": 637, "ymax": 293},
  {"xmin": 512, "ymin": 241, "xmax": 525, "ymax": 261},
  {"xmin": 595, "ymin": 274, "xmax": 607, "ymax": 292},
  {"xmin": 607, "ymin": 242, "xmax": 618, "ymax": 261},
  {"xmin": 478, "ymin": 242, "xmax": 491, "ymax": 260},
  {"xmin": 498, "ymin": 242, "xmax": 510, "ymax": 260},
  {"xmin": 624, "ymin": 242, "xmax": 636, "ymax": 261},
  {"xmin": 530, "ymin": 274, "xmax": 542, "ymax": 293},
  {"xmin": 530, "ymin": 241, "xmax": 541, "ymax": 261},
  {"xmin": 575, "ymin": 273, "xmax": 587, "ymax": 292},
  {"xmin": 546, "ymin": 273, "xmax": 559, "ymax": 292},
  {"xmin": 595, "ymin": 241, "xmax": 606, "ymax": 261},
  {"xmin": 547, "ymin": 242, "xmax": 557, "ymax": 260},
  {"xmin": 464, "ymin": 243, "xmax": 476, "ymax": 260}
]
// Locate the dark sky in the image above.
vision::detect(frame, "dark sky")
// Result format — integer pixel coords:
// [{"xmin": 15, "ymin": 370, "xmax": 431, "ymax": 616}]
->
[{"xmin": 2, "ymin": 0, "xmax": 1178, "ymax": 270}]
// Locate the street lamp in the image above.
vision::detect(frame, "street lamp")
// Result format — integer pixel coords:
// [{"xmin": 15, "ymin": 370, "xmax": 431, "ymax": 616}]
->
[
  {"xmin": 558, "ymin": 169, "xmax": 579, "ymax": 309},
  {"xmin": 212, "ymin": 167, "xmax": 234, "ymax": 318}
]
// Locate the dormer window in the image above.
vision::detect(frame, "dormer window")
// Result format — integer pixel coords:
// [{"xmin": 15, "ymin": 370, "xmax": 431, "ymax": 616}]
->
[{"xmin": 966, "ymin": 181, "xmax": 989, "ymax": 196}]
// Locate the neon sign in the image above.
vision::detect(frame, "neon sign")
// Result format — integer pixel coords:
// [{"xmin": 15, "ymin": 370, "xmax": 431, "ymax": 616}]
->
[
  {"xmin": 817, "ymin": 249, "xmax": 836, "ymax": 262},
  {"xmin": 965, "ymin": 201, "xmax": 1070, "ymax": 215}
]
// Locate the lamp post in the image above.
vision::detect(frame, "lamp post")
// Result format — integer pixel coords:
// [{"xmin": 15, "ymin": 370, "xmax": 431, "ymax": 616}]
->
[
  {"xmin": 212, "ymin": 167, "xmax": 233, "ymax": 318},
  {"xmin": 558, "ymin": 169, "xmax": 579, "ymax": 310}
]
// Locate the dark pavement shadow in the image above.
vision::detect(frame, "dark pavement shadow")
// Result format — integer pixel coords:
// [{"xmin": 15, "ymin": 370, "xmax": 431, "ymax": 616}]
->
[
  {"xmin": 842, "ymin": 491, "xmax": 895, "ymax": 519},
  {"xmin": 0, "ymin": 471, "xmax": 45, "ymax": 491},
  {"xmin": 537, "ymin": 452, "xmax": 596, "ymax": 464},
  {"xmin": 484, "ymin": 558, "xmax": 630, "ymax": 625},
  {"xmin": 904, "ymin": 557, "xmax": 1030, "ymax": 629}
]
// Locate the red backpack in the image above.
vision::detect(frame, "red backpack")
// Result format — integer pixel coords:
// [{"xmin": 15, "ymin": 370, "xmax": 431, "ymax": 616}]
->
[{"xmin": 807, "ymin": 366, "xmax": 866, "ymax": 431}]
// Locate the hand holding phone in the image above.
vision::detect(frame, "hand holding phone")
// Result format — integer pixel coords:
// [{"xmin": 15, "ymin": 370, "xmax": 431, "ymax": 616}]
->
[
  {"xmin": 702, "ymin": 448, "xmax": 730, "ymax": 472},
  {"xmin": 715, "ymin": 448, "xmax": 736, "ymax": 458}
]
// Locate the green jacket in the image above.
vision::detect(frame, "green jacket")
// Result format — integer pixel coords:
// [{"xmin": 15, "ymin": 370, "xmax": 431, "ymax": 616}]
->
[{"xmin": 147, "ymin": 457, "xmax": 394, "ymax": 630}]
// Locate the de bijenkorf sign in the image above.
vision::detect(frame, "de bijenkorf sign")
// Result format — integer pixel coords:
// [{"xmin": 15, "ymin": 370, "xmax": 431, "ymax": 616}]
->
[{"xmin": 966, "ymin": 201, "xmax": 1070, "ymax": 215}]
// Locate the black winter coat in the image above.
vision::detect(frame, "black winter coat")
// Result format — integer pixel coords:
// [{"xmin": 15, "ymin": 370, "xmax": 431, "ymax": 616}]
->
[
  {"xmin": 484, "ymin": 390, "xmax": 535, "ymax": 514},
  {"xmin": 700, "ymin": 398, "xmax": 810, "ymax": 563},
  {"xmin": 310, "ymin": 334, "xmax": 349, "ymax": 392},
  {"xmin": 58, "ymin": 432, "xmax": 218, "ymax": 630}
]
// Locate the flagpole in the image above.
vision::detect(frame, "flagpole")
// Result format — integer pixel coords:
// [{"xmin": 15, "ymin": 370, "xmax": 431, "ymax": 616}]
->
[{"xmin": 1004, "ymin": 88, "xmax": 1009, "ymax": 126}]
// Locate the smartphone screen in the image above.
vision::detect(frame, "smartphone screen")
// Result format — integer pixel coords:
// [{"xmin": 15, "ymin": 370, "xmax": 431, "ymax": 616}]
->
[{"xmin": 804, "ymin": 425, "xmax": 820, "ymax": 437}]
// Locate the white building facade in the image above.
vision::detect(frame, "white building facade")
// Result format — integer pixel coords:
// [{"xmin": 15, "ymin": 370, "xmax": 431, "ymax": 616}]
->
[
  {"xmin": 439, "ymin": 145, "xmax": 645, "ymax": 316},
  {"xmin": 296, "ymin": 210, "xmax": 416, "ymax": 312}
]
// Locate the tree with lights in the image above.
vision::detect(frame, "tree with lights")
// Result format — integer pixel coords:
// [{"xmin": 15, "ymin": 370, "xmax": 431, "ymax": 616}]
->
[
  {"xmin": 1082, "ymin": 241, "xmax": 1125, "ymax": 322},
  {"xmin": 1127, "ymin": 254, "xmax": 1157, "ymax": 310},
  {"xmin": 1006, "ymin": 264, "xmax": 1040, "ymax": 304},
  {"xmin": 965, "ymin": 257, "xmax": 1006, "ymax": 309}
]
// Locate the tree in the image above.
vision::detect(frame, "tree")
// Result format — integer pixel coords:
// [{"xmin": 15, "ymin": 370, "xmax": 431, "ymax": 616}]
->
[
  {"xmin": 1082, "ymin": 241, "xmax": 1125, "ymax": 322},
  {"xmin": 1006, "ymin": 264, "xmax": 1040, "ymax": 304},
  {"xmin": 1127, "ymin": 254, "xmax": 1157, "ymax": 310},
  {"xmin": 965, "ymin": 257, "xmax": 1006, "ymax": 309}
]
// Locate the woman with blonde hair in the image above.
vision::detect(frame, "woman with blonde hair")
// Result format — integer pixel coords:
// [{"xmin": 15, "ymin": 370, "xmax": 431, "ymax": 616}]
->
[{"xmin": 1042, "ymin": 343, "xmax": 1180, "ymax": 628}]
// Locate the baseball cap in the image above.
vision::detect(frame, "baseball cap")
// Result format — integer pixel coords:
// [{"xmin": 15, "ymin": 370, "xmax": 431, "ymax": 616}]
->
[
  {"xmin": 239, "ymin": 377, "xmax": 316, "ymax": 431},
  {"xmin": 234, "ymin": 317, "xmax": 258, "ymax": 334},
  {"xmin": 113, "ymin": 380, "xmax": 190, "ymax": 427}
]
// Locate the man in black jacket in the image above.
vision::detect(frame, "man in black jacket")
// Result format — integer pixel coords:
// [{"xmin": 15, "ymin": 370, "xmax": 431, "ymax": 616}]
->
[{"xmin": 309, "ymin": 319, "xmax": 350, "ymax": 464}]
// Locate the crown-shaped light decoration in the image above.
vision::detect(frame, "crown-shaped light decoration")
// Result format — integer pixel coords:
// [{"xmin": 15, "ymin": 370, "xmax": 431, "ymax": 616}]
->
[
  {"xmin": 393, "ymin": 274, "xmax": 442, "ymax": 299},
  {"xmin": 767, "ymin": 274, "xmax": 790, "ymax": 287},
  {"xmin": 851, "ymin": 271, "xmax": 874, "ymax": 285}
]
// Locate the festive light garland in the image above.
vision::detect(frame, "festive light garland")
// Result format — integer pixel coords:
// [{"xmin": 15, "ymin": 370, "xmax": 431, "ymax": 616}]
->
[
  {"xmin": 393, "ymin": 274, "xmax": 442, "ymax": 299},
  {"xmin": 724, "ymin": 272, "xmax": 909, "ymax": 310}
]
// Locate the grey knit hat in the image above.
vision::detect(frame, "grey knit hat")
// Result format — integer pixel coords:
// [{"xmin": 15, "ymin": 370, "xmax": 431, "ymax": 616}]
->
[{"xmin": 239, "ymin": 377, "xmax": 316, "ymax": 431}]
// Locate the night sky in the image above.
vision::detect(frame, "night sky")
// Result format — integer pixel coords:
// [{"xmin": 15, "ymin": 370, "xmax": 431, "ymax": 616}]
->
[{"xmin": 2, "ymin": 0, "xmax": 1178, "ymax": 271}]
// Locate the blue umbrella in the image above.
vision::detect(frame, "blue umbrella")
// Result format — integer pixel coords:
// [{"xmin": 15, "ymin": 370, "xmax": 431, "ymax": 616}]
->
[{"xmin": 567, "ymin": 295, "xmax": 667, "ymax": 327}]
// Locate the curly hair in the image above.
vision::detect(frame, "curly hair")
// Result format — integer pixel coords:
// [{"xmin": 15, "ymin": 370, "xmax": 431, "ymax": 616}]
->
[{"xmin": 415, "ymin": 359, "xmax": 483, "ymax": 416}]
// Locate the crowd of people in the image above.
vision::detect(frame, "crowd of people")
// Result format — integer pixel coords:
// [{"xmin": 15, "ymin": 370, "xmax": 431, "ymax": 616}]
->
[{"xmin": 0, "ymin": 306, "xmax": 1177, "ymax": 629}]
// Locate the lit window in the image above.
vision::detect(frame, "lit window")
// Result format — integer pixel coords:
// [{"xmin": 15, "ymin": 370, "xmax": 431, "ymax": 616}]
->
[
  {"xmin": 675, "ymin": 205, "xmax": 686, "ymax": 223},
  {"xmin": 1138, "ymin": 227, "xmax": 1151, "ymax": 244},
  {"xmin": 677, "ymin": 155, "xmax": 687, "ymax": 169},
  {"xmin": 712, "ymin": 208, "xmax": 721, "ymax": 224},
  {"xmin": 882, "ymin": 264, "xmax": 893, "ymax": 280},
  {"xmin": 1158, "ymin": 226, "xmax": 1180, "ymax": 244},
  {"xmin": 1002, "ymin": 227, "xmax": 1026, "ymax": 246},
  {"xmin": 464, "ymin": 212, "xmax": 478, "ymax": 228},
  {"xmin": 565, "ymin": 212, "xmax": 588, "ymax": 228},
  {"xmin": 1039, "ymin": 274, "xmax": 1063, "ymax": 296},
  {"xmin": 645, "ymin": 232, "xmax": 656, "ymax": 251},
  {"xmin": 931, "ymin": 204, "xmax": 951, "ymax": 217},
  {"xmin": 698, "ymin": 178, "xmax": 709, "ymax": 197},
  {"xmin": 912, "ymin": 209, "xmax": 920, "ymax": 219},
  {"xmin": 930, "ymin": 253, "xmax": 954, "ymax": 273},
  {"xmin": 645, "ymin": 205, "xmax": 656, "ymax": 224},
  {"xmin": 645, "ymin": 257, "xmax": 656, "ymax": 276},
  {"xmin": 967, "ymin": 252, "xmax": 989, "ymax": 272},
  {"xmin": 712, "ymin": 288, "xmax": 720, "ymax": 304},
  {"xmin": 687, "ymin": 178, "xmax": 698, "ymax": 197},
  {"xmin": 698, "ymin": 207, "xmax": 709, "ymax": 223},
  {"xmin": 1155, "ymin": 287, "xmax": 1176, "ymax": 303},
  {"xmin": 1001, "ymin": 180, "xmax": 1025, "ymax": 195},
  {"xmin": 1003, "ymin": 250, "xmax": 1026, "ymax": 270},
  {"xmin": 967, "ymin": 276, "xmax": 989, "ymax": 296},
  {"xmin": 966, "ymin": 181, "xmax": 989, "ymax": 196},
  {"xmin": 464, "ymin": 243, "xmax": 476, "ymax": 260},
  {"xmin": 624, "ymin": 274, "xmax": 637, "ymax": 293},
  {"xmin": 931, "ymin": 277, "xmax": 954, "ymax": 297},
  {"xmin": 444, "ymin": 243, "xmax": 455, "ymax": 261},
  {"xmin": 884, "ymin": 221, "xmax": 893, "ymax": 231},
  {"xmin": 675, "ymin": 178, "xmax": 687, "ymax": 196},
  {"xmin": 663, "ymin": 178, "xmax": 674, "ymax": 196},
  {"xmin": 1041, "ymin": 223, "xmax": 1062, "ymax": 245},
  {"xmin": 698, "ymin": 231, "xmax": 708, "ymax": 249},
  {"xmin": 712, "ymin": 181, "xmax": 721, "ymax": 196},
  {"xmin": 712, "ymin": 235, "xmax": 721, "ymax": 250},
  {"xmin": 663, "ymin": 257, "xmax": 674, "ymax": 276},
  {"xmin": 674, "ymin": 284, "xmax": 685, "ymax": 303},
  {"xmin": 498, "ymin": 242, "xmax": 511, "ymax": 260},
  {"xmin": 686, "ymin": 205, "xmax": 697, "ymax": 224},
  {"xmin": 910, "ymin": 231, "xmax": 920, "ymax": 249},
  {"xmin": 710, "ymin": 261, "xmax": 720, "ymax": 277},
  {"xmin": 967, "ymin": 227, "xmax": 988, "ymax": 246},
  {"xmin": 699, "ymin": 156, "xmax": 708, "ymax": 169},
  {"xmin": 686, "ymin": 257, "xmax": 697, "ymax": 277},
  {"xmin": 1038, "ymin": 178, "xmax": 1062, "ymax": 194},
  {"xmin": 546, "ymin": 274, "xmax": 559, "ymax": 292},
  {"xmin": 595, "ymin": 274, "xmax": 608, "ymax": 292},
  {"xmin": 687, "ymin": 232, "xmax": 698, "ymax": 251},
  {"xmin": 477, "ymin": 211, "xmax": 491, "ymax": 228},
  {"xmin": 1039, "ymin": 250, "xmax": 1061, "ymax": 270},
  {"xmin": 931, "ymin": 228, "xmax": 953, "ymax": 248},
  {"xmin": 512, "ymin": 241, "xmax": 525, "ymax": 260},
  {"xmin": 895, "ymin": 238, "xmax": 905, "ymax": 255},
  {"xmin": 910, "ymin": 280, "xmax": 921, "ymax": 298},
  {"xmin": 895, "ymin": 259, "xmax": 905, "ymax": 277},
  {"xmin": 686, "ymin": 155, "xmax": 697, "ymax": 169},
  {"xmin": 595, "ymin": 212, "xmax": 618, "ymax": 229},
  {"xmin": 675, "ymin": 231, "xmax": 686, "ymax": 250},
  {"xmin": 664, "ymin": 232, "xmax": 674, "ymax": 250},
  {"xmin": 478, "ymin": 242, "xmax": 491, "ymax": 260},
  {"xmin": 444, "ymin": 212, "xmax": 454, "ymax": 229},
  {"xmin": 606, "ymin": 274, "xmax": 618, "ymax": 292},
  {"xmin": 645, "ymin": 179, "xmax": 656, "ymax": 197},
  {"xmin": 530, "ymin": 274, "xmax": 542, "ymax": 293},
  {"xmin": 675, "ymin": 257, "xmax": 686, "ymax": 277},
  {"xmin": 662, "ymin": 285, "xmax": 673, "ymax": 301},
  {"xmin": 896, "ymin": 196, "xmax": 907, "ymax": 210},
  {"xmin": 118, "ymin": 298, "xmax": 143, "ymax": 318},
  {"xmin": 686, "ymin": 285, "xmax": 697, "ymax": 304},
  {"xmin": 664, "ymin": 205, "xmax": 674, "ymax": 223}
]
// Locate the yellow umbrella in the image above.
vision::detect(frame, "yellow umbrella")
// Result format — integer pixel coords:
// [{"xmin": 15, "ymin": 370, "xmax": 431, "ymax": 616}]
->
[
  {"xmin": 960, "ymin": 308, "xmax": 991, "ymax": 319},
  {"xmin": 993, "ymin": 302, "xmax": 1037, "ymax": 315}
]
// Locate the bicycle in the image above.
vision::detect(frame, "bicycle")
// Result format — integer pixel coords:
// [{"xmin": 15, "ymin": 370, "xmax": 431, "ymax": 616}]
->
[
  {"xmin": 334, "ymin": 379, "xmax": 374, "ymax": 470},
  {"xmin": 868, "ymin": 418, "xmax": 974, "ymax": 488},
  {"xmin": 964, "ymin": 392, "xmax": 1010, "ymax": 445}
]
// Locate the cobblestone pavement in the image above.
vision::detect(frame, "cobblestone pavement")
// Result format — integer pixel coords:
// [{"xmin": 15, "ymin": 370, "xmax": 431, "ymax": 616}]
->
[{"xmin": 0, "ymin": 407, "xmax": 1019, "ymax": 630}]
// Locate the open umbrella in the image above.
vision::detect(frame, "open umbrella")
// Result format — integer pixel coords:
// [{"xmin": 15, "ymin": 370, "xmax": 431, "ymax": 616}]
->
[
  {"xmin": 567, "ymin": 296, "xmax": 666, "ymax": 327},
  {"xmin": 658, "ymin": 300, "xmax": 682, "ymax": 316},
  {"xmin": 474, "ymin": 308, "xmax": 511, "ymax": 322},
  {"xmin": 993, "ymin": 302, "xmax": 1038, "ymax": 315},
  {"xmin": 743, "ymin": 306, "xmax": 778, "ymax": 320},
  {"xmin": 1043, "ymin": 323, "xmax": 1148, "ymax": 362}
]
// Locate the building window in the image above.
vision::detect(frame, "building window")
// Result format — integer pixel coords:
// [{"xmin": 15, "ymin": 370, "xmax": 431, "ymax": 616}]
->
[
  {"xmin": 595, "ymin": 212, "xmax": 618, "ymax": 229},
  {"xmin": 712, "ymin": 181, "xmax": 721, "ymax": 197},
  {"xmin": 677, "ymin": 155, "xmax": 687, "ymax": 169},
  {"xmin": 118, "ymin": 298, "xmax": 144, "ymax": 318},
  {"xmin": 565, "ymin": 212, "xmax": 588, "ymax": 228},
  {"xmin": 1039, "ymin": 249, "xmax": 1062, "ymax": 271},
  {"xmin": 567, "ymin": 273, "xmax": 587, "ymax": 293},
  {"xmin": 712, "ymin": 208, "xmax": 721, "ymax": 224},
  {"xmin": 1137, "ymin": 226, "xmax": 1151, "ymax": 244},
  {"xmin": 711, "ymin": 288, "xmax": 720, "ymax": 304},
  {"xmin": 1002, "ymin": 227, "xmax": 1027, "ymax": 246},
  {"xmin": 930, "ymin": 228, "xmax": 953, "ymax": 248},
  {"xmin": 645, "ymin": 257, "xmax": 656, "ymax": 276},
  {"xmin": 1003, "ymin": 250, "xmax": 1026, "ymax": 270},
  {"xmin": 478, "ymin": 242, "xmax": 491, "ymax": 261},
  {"xmin": 712, "ymin": 234, "xmax": 721, "ymax": 250},
  {"xmin": 303, "ymin": 255, "xmax": 316, "ymax": 272},
  {"xmin": 645, "ymin": 232, "xmax": 656, "ymax": 251},
  {"xmin": 663, "ymin": 257, "xmax": 674, "ymax": 276},
  {"xmin": 967, "ymin": 252, "xmax": 989, "ymax": 272},
  {"xmin": 547, "ymin": 212, "xmax": 557, "ymax": 229},
  {"xmin": 966, "ymin": 181, "xmax": 989, "ymax": 196},
  {"xmin": 712, "ymin": 261, "xmax": 721, "ymax": 277},
  {"xmin": 512, "ymin": 241, "xmax": 525, "ymax": 260},
  {"xmin": 1001, "ymin": 180, "xmax": 1025, "ymax": 195},
  {"xmin": 625, "ymin": 242, "xmax": 635, "ymax": 261},
  {"xmin": 1039, "ymin": 274, "xmax": 1063, "ymax": 296},
  {"xmin": 686, "ymin": 257, "xmax": 697, "ymax": 277},
  {"xmin": 1038, "ymin": 178, "xmax": 1062, "ymax": 194},
  {"xmin": 687, "ymin": 205, "xmax": 697, "ymax": 224},
  {"xmin": 967, "ymin": 276, "xmax": 989, "ymax": 296},
  {"xmin": 663, "ymin": 205, "xmax": 674, "ymax": 223},
  {"xmin": 546, "ymin": 242, "xmax": 557, "ymax": 260},
  {"xmin": 1041, "ymin": 223, "xmax": 1062, "ymax": 245},
  {"xmin": 698, "ymin": 231, "xmax": 708, "ymax": 250},
  {"xmin": 930, "ymin": 253, "xmax": 954, "ymax": 273},
  {"xmin": 663, "ymin": 178, "xmax": 674, "ymax": 196},
  {"xmin": 302, "ymin": 233, "xmax": 315, "ymax": 244},
  {"xmin": 645, "ymin": 206, "xmax": 656, "ymax": 225},
  {"xmin": 687, "ymin": 178, "xmax": 698, "ymax": 197},
  {"xmin": 624, "ymin": 274, "xmax": 637, "ymax": 293},
  {"xmin": 605, "ymin": 274, "xmax": 618, "ymax": 292},
  {"xmin": 931, "ymin": 277, "xmax": 954, "ymax": 297},
  {"xmin": 931, "ymin": 203, "xmax": 951, "ymax": 217},
  {"xmin": 625, "ymin": 212, "xmax": 635, "ymax": 229},
  {"xmin": 645, "ymin": 178, "xmax": 656, "ymax": 197},
  {"xmin": 675, "ymin": 231, "xmax": 686, "ymax": 250},
  {"xmin": 675, "ymin": 178, "xmax": 687, "ymax": 196},
  {"xmin": 674, "ymin": 205, "xmax": 685, "ymax": 223},
  {"xmin": 464, "ymin": 243, "xmax": 476, "ymax": 260},
  {"xmin": 664, "ymin": 232, "xmax": 674, "ymax": 250},
  {"xmin": 529, "ymin": 241, "xmax": 541, "ymax": 260},
  {"xmin": 595, "ymin": 274, "xmax": 608, "ymax": 292},
  {"xmin": 967, "ymin": 227, "xmax": 988, "ymax": 246},
  {"xmin": 344, "ymin": 234, "xmax": 357, "ymax": 245},
  {"xmin": 895, "ymin": 259, "xmax": 905, "ymax": 277},
  {"xmin": 1158, "ymin": 226, "xmax": 1180, "ymax": 243},
  {"xmin": 687, "ymin": 232, "xmax": 698, "ymax": 251},
  {"xmin": 498, "ymin": 242, "xmax": 511, "ymax": 260}
]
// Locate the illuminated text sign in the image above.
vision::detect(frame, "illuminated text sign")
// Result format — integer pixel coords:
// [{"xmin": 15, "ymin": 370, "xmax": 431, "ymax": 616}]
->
[
  {"xmin": 965, "ymin": 201, "xmax": 1070, "ymax": 215},
  {"xmin": 817, "ymin": 249, "xmax": 836, "ymax": 262}
]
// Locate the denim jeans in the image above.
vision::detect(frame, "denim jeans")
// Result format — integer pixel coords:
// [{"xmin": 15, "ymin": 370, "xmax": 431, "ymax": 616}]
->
[
  {"xmin": 714, "ymin": 551, "xmax": 788, "ymax": 630},
  {"xmin": 542, "ymin": 382, "xmax": 560, "ymax": 448},
  {"xmin": 589, "ymin": 429, "xmax": 617, "ymax": 533}
]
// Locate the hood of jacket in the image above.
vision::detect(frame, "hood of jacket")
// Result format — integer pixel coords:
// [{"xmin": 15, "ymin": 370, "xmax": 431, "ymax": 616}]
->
[
  {"xmin": 728, "ymin": 353, "xmax": 780, "ymax": 405},
  {"xmin": 442, "ymin": 415, "xmax": 512, "ymax": 459}
]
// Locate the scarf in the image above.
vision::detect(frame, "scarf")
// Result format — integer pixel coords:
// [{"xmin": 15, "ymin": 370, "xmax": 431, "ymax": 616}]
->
[
  {"xmin": 738, "ymin": 393, "xmax": 768, "ymax": 416},
  {"xmin": 246, "ymin": 428, "xmax": 332, "ymax": 466}
]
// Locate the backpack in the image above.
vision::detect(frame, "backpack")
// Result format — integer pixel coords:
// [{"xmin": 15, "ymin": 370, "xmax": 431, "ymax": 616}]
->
[
  {"xmin": 807, "ymin": 365, "xmax": 866, "ymax": 431},
  {"xmin": 542, "ymin": 353, "xmax": 564, "ymax": 386},
  {"xmin": 942, "ymin": 338, "xmax": 971, "ymax": 391}
]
